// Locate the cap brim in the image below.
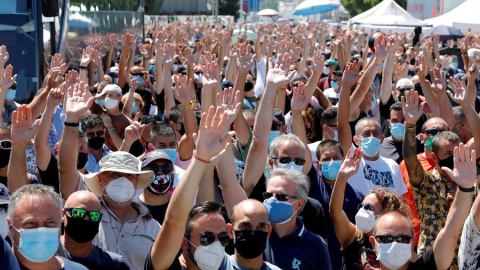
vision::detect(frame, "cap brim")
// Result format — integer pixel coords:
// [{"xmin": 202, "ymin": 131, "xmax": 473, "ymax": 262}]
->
[{"xmin": 83, "ymin": 169, "xmax": 154, "ymax": 197}]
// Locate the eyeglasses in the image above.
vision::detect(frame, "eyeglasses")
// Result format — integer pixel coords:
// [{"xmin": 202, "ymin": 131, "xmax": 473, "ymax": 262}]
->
[
  {"xmin": 85, "ymin": 130, "xmax": 105, "ymax": 138},
  {"xmin": 64, "ymin": 208, "xmax": 102, "ymax": 222},
  {"xmin": 358, "ymin": 203, "xmax": 374, "ymax": 211},
  {"xmin": 263, "ymin": 192, "xmax": 297, "ymax": 202},
  {"xmin": 145, "ymin": 163, "xmax": 173, "ymax": 174},
  {"xmin": 424, "ymin": 128, "xmax": 444, "ymax": 136},
  {"xmin": 374, "ymin": 234, "xmax": 412, "ymax": 244},
  {"xmin": 141, "ymin": 115, "xmax": 163, "ymax": 125},
  {"xmin": 398, "ymin": 87, "xmax": 412, "ymax": 92},
  {"xmin": 198, "ymin": 231, "xmax": 231, "ymax": 247},
  {"xmin": 271, "ymin": 156, "xmax": 306, "ymax": 166},
  {"xmin": 0, "ymin": 140, "xmax": 12, "ymax": 150},
  {"xmin": 131, "ymin": 72, "xmax": 144, "ymax": 77}
]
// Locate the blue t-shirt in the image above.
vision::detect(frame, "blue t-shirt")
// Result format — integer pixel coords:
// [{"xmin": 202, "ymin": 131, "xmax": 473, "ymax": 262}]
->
[
  {"xmin": 0, "ymin": 236, "xmax": 20, "ymax": 270},
  {"xmin": 266, "ymin": 219, "xmax": 332, "ymax": 270}
]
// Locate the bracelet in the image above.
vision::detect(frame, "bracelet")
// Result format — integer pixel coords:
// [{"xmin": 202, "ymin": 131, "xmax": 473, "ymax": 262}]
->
[
  {"xmin": 64, "ymin": 122, "xmax": 79, "ymax": 127},
  {"xmin": 193, "ymin": 150, "xmax": 211, "ymax": 164},
  {"xmin": 458, "ymin": 185, "xmax": 475, "ymax": 193},
  {"xmin": 108, "ymin": 127, "xmax": 116, "ymax": 133},
  {"xmin": 79, "ymin": 66, "xmax": 88, "ymax": 70},
  {"xmin": 405, "ymin": 123, "xmax": 416, "ymax": 129},
  {"xmin": 181, "ymin": 101, "xmax": 194, "ymax": 110}
]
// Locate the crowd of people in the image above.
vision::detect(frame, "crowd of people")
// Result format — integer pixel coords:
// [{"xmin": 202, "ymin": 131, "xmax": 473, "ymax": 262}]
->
[{"xmin": 1, "ymin": 20, "xmax": 480, "ymax": 270}]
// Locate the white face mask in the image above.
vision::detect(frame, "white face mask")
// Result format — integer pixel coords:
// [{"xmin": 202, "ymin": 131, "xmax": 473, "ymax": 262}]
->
[
  {"xmin": 275, "ymin": 161, "xmax": 303, "ymax": 173},
  {"xmin": 323, "ymin": 66, "xmax": 330, "ymax": 75},
  {"xmin": 355, "ymin": 208, "xmax": 376, "ymax": 233},
  {"xmin": 0, "ymin": 209, "xmax": 8, "ymax": 238},
  {"xmin": 105, "ymin": 177, "xmax": 135, "ymax": 203},
  {"xmin": 375, "ymin": 240, "xmax": 412, "ymax": 270},
  {"xmin": 192, "ymin": 241, "xmax": 225, "ymax": 270},
  {"xmin": 104, "ymin": 97, "xmax": 119, "ymax": 110}
]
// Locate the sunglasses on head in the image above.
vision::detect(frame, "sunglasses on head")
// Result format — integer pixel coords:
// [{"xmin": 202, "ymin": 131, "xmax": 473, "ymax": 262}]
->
[
  {"xmin": 271, "ymin": 123, "xmax": 284, "ymax": 131},
  {"xmin": 374, "ymin": 234, "xmax": 412, "ymax": 244},
  {"xmin": 141, "ymin": 115, "xmax": 163, "ymax": 125},
  {"xmin": 425, "ymin": 128, "xmax": 444, "ymax": 136},
  {"xmin": 271, "ymin": 156, "xmax": 306, "ymax": 166},
  {"xmin": 65, "ymin": 207, "xmax": 102, "ymax": 222},
  {"xmin": 145, "ymin": 163, "xmax": 173, "ymax": 174},
  {"xmin": 198, "ymin": 231, "xmax": 231, "ymax": 247},
  {"xmin": 85, "ymin": 130, "xmax": 105, "ymax": 138},
  {"xmin": 263, "ymin": 192, "xmax": 297, "ymax": 202},
  {"xmin": 358, "ymin": 203, "xmax": 374, "ymax": 211},
  {"xmin": 0, "ymin": 140, "xmax": 12, "ymax": 150}
]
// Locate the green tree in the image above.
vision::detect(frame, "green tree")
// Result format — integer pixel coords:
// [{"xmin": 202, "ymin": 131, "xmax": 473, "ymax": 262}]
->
[
  {"xmin": 219, "ymin": 0, "xmax": 240, "ymax": 20},
  {"xmin": 341, "ymin": 0, "xmax": 407, "ymax": 17},
  {"xmin": 144, "ymin": 0, "xmax": 164, "ymax": 15}
]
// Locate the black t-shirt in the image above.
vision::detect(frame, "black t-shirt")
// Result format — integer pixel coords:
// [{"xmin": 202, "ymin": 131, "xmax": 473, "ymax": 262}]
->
[
  {"xmin": 341, "ymin": 236, "xmax": 378, "ymax": 270},
  {"xmin": 144, "ymin": 201, "xmax": 169, "ymax": 225},
  {"xmin": 380, "ymin": 96, "xmax": 425, "ymax": 138},
  {"xmin": 0, "ymin": 176, "xmax": 6, "ymax": 187},
  {"xmin": 144, "ymin": 248, "xmax": 183, "ymax": 270},
  {"xmin": 38, "ymin": 153, "xmax": 60, "ymax": 194},
  {"xmin": 408, "ymin": 248, "xmax": 436, "ymax": 270},
  {"xmin": 379, "ymin": 138, "xmax": 403, "ymax": 164},
  {"xmin": 65, "ymin": 245, "xmax": 130, "ymax": 270},
  {"xmin": 349, "ymin": 111, "xmax": 368, "ymax": 140}
]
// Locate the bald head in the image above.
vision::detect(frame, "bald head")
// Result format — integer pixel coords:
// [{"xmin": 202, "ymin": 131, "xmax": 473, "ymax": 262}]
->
[
  {"xmin": 65, "ymin": 191, "xmax": 101, "ymax": 212},
  {"xmin": 231, "ymin": 199, "xmax": 269, "ymax": 228},
  {"xmin": 422, "ymin": 117, "xmax": 448, "ymax": 132}
]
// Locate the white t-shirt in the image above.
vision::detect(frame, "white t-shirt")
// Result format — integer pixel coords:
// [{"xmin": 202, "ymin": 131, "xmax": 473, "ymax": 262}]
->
[
  {"xmin": 308, "ymin": 141, "xmax": 321, "ymax": 163},
  {"xmin": 323, "ymin": 87, "xmax": 340, "ymax": 106},
  {"xmin": 347, "ymin": 156, "xmax": 407, "ymax": 196}
]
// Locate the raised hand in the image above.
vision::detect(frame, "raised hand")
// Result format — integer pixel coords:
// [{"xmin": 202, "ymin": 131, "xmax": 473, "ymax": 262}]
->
[
  {"xmin": 1, "ymin": 65, "xmax": 17, "ymax": 90},
  {"xmin": 0, "ymin": 45, "xmax": 9, "ymax": 68},
  {"xmin": 237, "ymin": 43, "xmax": 255, "ymax": 72},
  {"xmin": 139, "ymin": 43, "xmax": 151, "ymax": 59},
  {"xmin": 311, "ymin": 50, "xmax": 325, "ymax": 74},
  {"xmin": 108, "ymin": 34, "xmax": 117, "ymax": 48},
  {"xmin": 43, "ymin": 67, "xmax": 63, "ymax": 89},
  {"xmin": 441, "ymin": 143, "xmax": 476, "ymax": 189},
  {"xmin": 92, "ymin": 49, "xmax": 103, "ymax": 68},
  {"xmin": 291, "ymin": 83, "xmax": 310, "ymax": 112},
  {"xmin": 172, "ymin": 74, "xmax": 193, "ymax": 105},
  {"xmin": 122, "ymin": 33, "xmax": 135, "ymax": 50},
  {"xmin": 429, "ymin": 68, "xmax": 446, "ymax": 94},
  {"xmin": 92, "ymin": 38, "xmax": 103, "ymax": 52},
  {"xmin": 374, "ymin": 33, "xmax": 388, "ymax": 61},
  {"xmin": 193, "ymin": 106, "xmax": 235, "ymax": 162},
  {"xmin": 337, "ymin": 148, "xmax": 362, "ymax": 180},
  {"xmin": 342, "ymin": 60, "xmax": 362, "ymax": 88},
  {"xmin": 401, "ymin": 89, "xmax": 425, "ymax": 125},
  {"xmin": 11, "ymin": 105, "xmax": 40, "ymax": 145},
  {"xmin": 447, "ymin": 76, "xmax": 469, "ymax": 105},
  {"xmin": 203, "ymin": 62, "xmax": 219, "ymax": 89},
  {"xmin": 101, "ymin": 113, "xmax": 113, "ymax": 127},
  {"xmin": 80, "ymin": 47, "xmax": 94, "ymax": 67},
  {"xmin": 184, "ymin": 48, "xmax": 194, "ymax": 67},
  {"xmin": 216, "ymin": 87, "xmax": 241, "ymax": 127},
  {"xmin": 65, "ymin": 69, "xmax": 79, "ymax": 89},
  {"xmin": 65, "ymin": 82, "xmax": 94, "ymax": 122},
  {"xmin": 124, "ymin": 113, "xmax": 145, "ymax": 144},
  {"xmin": 46, "ymin": 85, "xmax": 65, "ymax": 108},
  {"xmin": 162, "ymin": 43, "xmax": 175, "ymax": 66},
  {"xmin": 266, "ymin": 53, "xmax": 296, "ymax": 89},
  {"xmin": 154, "ymin": 31, "xmax": 166, "ymax": 49},
  {"xmin": 129, "ymin": 78, "xmax": 139, "ymax": 92},
  {"xmin": 51, "ymin": 53, "xmax": 69, "ymax": 74}
]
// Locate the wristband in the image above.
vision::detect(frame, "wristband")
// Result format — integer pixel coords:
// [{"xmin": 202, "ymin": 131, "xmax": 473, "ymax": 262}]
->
[
  {"xmin": 458, "ymin": 185, "xmax": 475, "ymax": 193},
  {"xmin": 79, "ymin": 66, "xmax": 88, "ymax": 70},
  {"xmin": 64, "ymin": 122, "xmax": 79, "ymax": 127},
  {"xmin": 405, "ymin": 123, "xmax": 416, "ymax": 129},
  {"xmin": 193, "ymin": 150, "xmax": 211, "ymax": 164},
  {"xmin": 108, "ymin": 127, "xmax": 116, "ymax": 133},
  {"xmin": 181, "ymin": 101, "xmax": 194, "ymax": 110}
]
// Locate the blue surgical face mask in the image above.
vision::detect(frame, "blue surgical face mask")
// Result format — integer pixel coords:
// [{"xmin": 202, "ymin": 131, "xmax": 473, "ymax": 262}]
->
[
  {"xmin": 275, "ymin": 161, "xmax": 303, "ymax": 172},
  {"xmin": 149, "ymin": 65, "xmax": 155, "ymax": 73},
  {"xmin": 96, "ymin": 99, "xmax": 105, "ymax": 107},
  {"xmin": 5, "ymin": 89, "xmax": 16, "ymax": 101},
  {"xmin": 132, "ymin": 103, "xmax": 138, "ymax": 115},
  {"xmin": 390, "ymin": 123, "xmax": 405, "ymax": 140},
  {"xmin": 162, "ymin": 148, "xmax": 178, "ymax": 163},
  {"xmin": 263, "ymin": 198, "xmax": 296, "ymax": 224},
  {"xmin": 113, "ymin": 78, "xmax": 118, "ymax": 84},
  {"xmin": 321, "ymin": 160, "xmax": 343, "ymax": 180},
  {"xmin": 451, "ymin": 60, "xmax": 458, "ymax": 69},
  {"xmin": 134, "ymin": 75, "xmax": 144, "ymax": 86},
  {"xmin": 328, "ymin": 127, "xmax": 338, "ymax": 141},
  {"xmin": 360, "ymin": 137, "xmax": 381, "ymax": 157},
  {"xmin": 13, "ymin": 226, "xmax": 59, "ymax": 263},
  {"xmin": 331, "ymin": 80, "xmax": 339, "ymax": 89},
  {"xmin": 268, "ymin": 131, "xmax": 281, "ymax": 147}
]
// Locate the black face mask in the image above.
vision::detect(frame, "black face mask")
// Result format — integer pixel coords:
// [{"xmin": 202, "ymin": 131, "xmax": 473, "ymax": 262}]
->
[
  {"xmin": 438, "ymin": 155, "xmax": 454, "ymax": 171},
  {"xmin": 65, "ymin": 216, "xmax": 99, "ymax": 243},
  {"xmin": 0, "ymin": 149, "xmax": 11, "ymax": 168},
  {"xmin": 178, "ymin": 123, "xmax": 185, "ymax": 136},
  {"xmin": 77, "ymin": 152, "xmax": 88, "ymax": 170},
  {"xmin": 234, "ymin": 230, "xmax": 268, "ymax": 259},
  {"xmin": 88, "ymin": 137, "xmax": 105, "ymax": 150}
]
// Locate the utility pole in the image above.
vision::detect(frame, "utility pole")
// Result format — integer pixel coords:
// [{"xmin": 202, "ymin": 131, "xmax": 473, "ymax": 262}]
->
[{"xmin": 215, "ymin": 0, "xmax": 219, "ymax": 23}]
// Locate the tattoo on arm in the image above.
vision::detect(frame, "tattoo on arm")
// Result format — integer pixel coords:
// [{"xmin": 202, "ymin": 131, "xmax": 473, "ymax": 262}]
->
[{"xmin": 403, "ymin": 125, "xmax": 425, "ymax": 186}]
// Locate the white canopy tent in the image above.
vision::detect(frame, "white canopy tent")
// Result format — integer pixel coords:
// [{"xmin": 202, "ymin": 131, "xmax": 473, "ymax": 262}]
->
[
  {"xmin": 349, "ymin": 0, "xmax": 430, "ymax": 34},
  {"xmin": 424, "ymin": 0, "xmax": 480, "ymax": 33}
]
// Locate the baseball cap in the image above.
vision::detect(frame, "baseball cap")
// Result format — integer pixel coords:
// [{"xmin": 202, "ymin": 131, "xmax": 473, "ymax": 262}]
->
[
  {"xmin": 95, "ymin": 84, "xmax": 122, "ymax": 99},
  {"xmin": 325, "ymin": 59, "xmax": 338, "ymax": 68},
  {"xmin": 142, "ymin": 150, "xmax": 173, "ymax": 169}
]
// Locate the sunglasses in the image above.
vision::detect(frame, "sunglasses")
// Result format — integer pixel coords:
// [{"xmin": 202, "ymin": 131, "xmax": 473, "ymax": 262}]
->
[
  {"xmin": 374, "ymin": 234, "xmax": 412, "ymax": 244},
  {"xmin": 271, "ymin": 156, "xmax": 306, "ymax": 166},
  {"xmin": 141, "ymin": 115, "xmax": 163, "ymax": 125},
  {"xmin": 425, "ymin": 128, "xmax": 444, "ymax": 136},
  {"xmin": 64, "ymin": 207, "xmax": 102, "ymax": 222},
  {"xmin": 199, "ymin": 231, "xmax": 231, "ymax": 247},
  {"xmin": 131, "ymin": 72, "xmax": 145, "ymax": 77},
  {"xmin": 145, "ymin": 163, "xmax": 173, "ymax": 174},
  {"xmin": 263, "ymin": 192, "xmax": 297, "ymax": 202},
  {"xmin": 0, "ymin": 140, "xmax": 12, "ymax": 150},
  {"xmin": 358, "ymin": 203, "xmax": 374, "ymax": 211},
  {"xmin": 85, "ymin": 130, "xmax": 105, "ymax": 138},
  {"xmin": 271, "ymin": 123, "xmax": 284, "ymax": 131}
]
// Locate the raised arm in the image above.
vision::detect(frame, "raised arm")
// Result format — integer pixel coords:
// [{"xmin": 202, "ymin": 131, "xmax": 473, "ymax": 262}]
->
[
  {"xmin": 429, "ymin": 68, "xmax": 454, "ymax": 127},
  {"xmin": 122, "ymin": 78, "xmax": 138, "ymax": 116},
  {"xmin": 416, "ymin": 55, "xmax": 440, "ymax": 117},
  {"xmin": 58, "ymin": 82, "xmax": 94, "ymax": 199},
  {"xmin": 162, "ymin": 43, "xmax": 175, "ymax": 117},
  {"xmin": 380, "ymin": 36, "xmax": 396, "ymax": 105},
  {"xmin": 79, "ymin": 47, "xmax": 92, "ymax": 85},
  {"xmin": 242, "ymin": 53, "xmax": 296, "ymax": 195},
  {"xmin": 402, "ymin": 90, "xmax": 426, "ymax": 187},
  {"xmin": 149, "ymin": 106, "xmax": 234, "ymax": 270},
  {"xmin": 290, "ymin": 83, "xmax": 313, "ymax": 174},
  {"xmin": 117, "ymin": 34, "xmax": 134, "ymax": 88},
  {"xmin": 434, "ymin": 144, "xmax": 476, "ymax": 269},
  {"xmin": 7, "ymin": 105, "xmax": 40, "ymax": 193},
  {"xmin": 330, "ymin": 148, "xmax": 362, "ymax": 248},
  {"xmin": 338, "ymin": 61, "xmax": 361, "ymax": 153}
]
